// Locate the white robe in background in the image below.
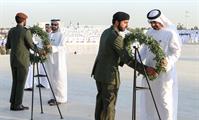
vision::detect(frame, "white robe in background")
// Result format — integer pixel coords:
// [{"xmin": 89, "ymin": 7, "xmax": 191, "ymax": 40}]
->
[
  {"xmin": 139, "ymin": 28, "xmax": 181, "ymax": 120},
  {"xmin": 25, "ymin": 37, "xmax": 50, "ymax": 89},
  {"xmin": 25, "ymin": 63, "xmax": 50, "ymax": 89},
  {"xmin": 45, "ymin": 31, "xmax": 67, "ymax": 103},
  {"xmin": 25, "ymin": 65, "xmax": 33, "ymax": 89}
]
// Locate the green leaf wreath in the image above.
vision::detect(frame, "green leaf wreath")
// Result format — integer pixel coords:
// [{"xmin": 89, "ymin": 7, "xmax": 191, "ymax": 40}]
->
[
  {"xmin": 124, "ymin": 28, "xmax": 166, "ymax": 80},
  {"xmin": 29, "ymin": 25, "xmax": 52, "ymax": 62}
]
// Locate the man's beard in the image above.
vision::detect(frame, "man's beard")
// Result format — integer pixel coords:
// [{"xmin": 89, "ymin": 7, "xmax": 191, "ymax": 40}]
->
[
  {"xmin": 23, "ymin": 21, "xmax": 26, "ymax": 26},
  {"xmin": 153, "ymin": 27, "xmax": 160, "ymax": 30},
  {"xmin": 118, "ymin": 23, "xmax": 125, "ymax": 32},
  {"xmin": 52, "ymin": 27, "xmax": 58, "ymax": 32}
]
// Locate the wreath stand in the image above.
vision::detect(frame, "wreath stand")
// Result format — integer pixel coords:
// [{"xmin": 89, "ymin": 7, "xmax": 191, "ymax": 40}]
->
[
  {"xmin": 31, "ymin": 46, "xmax": 63, "ymax": 120},
  {"xmin": 132, "ymin": 45, "xmax": 161, "ymax": 120}
]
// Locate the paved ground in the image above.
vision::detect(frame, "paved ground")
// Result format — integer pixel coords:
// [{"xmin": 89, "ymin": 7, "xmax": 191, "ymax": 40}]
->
[{"xmin": 0, "ymin": 44, "xmax": 199, "ymax": 120}]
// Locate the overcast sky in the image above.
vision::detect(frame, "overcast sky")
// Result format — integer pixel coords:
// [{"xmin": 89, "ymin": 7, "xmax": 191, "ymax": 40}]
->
[{"xmin": 0, "ymin": 0, "xmax": 198, "ymax": 28}]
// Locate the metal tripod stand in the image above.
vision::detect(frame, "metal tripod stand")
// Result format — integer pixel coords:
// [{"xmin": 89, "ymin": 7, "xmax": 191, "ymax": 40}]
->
[
  {"xmin": 132, "ymin": 46, "xmax": 161, "ymax": 120},
  {"xmin": 31, "ymin": 50, "xmax": 63, "ymax": 120}
]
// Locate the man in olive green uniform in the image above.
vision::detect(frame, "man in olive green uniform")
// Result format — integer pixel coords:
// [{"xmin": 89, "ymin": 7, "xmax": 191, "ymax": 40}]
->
[
  {"xmin": 6, "ymin": 12, "xmax": 36, "ymax": 111},
  {"xmin": 91, "ymin": 12, "xmax": 157, "ymax": 120}
]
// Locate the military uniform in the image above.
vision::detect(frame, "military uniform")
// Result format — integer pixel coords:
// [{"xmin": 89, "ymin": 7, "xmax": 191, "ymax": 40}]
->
[
  {"xmin": 6, "ymin": 25, "xmax": 35, "ymax": 108},
  {"xmin": 91, "ymin": 26, "xmax": 145, "ymax": 120}
]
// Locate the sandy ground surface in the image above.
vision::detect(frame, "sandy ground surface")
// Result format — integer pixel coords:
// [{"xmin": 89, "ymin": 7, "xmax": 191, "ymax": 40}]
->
[{"xmin": 0, "ymin": 44, "xmax": 198, "ymax": 120}]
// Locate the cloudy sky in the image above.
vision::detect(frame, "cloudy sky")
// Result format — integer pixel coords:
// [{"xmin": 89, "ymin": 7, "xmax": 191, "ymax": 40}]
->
[{"xmin": 0, "ymin": 0, "xmax": 198, "ymax": 28}]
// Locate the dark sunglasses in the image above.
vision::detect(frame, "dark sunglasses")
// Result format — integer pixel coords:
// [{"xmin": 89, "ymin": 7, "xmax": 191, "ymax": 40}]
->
[{"xmin": 51, "ymin": 23, "xmax": 58, "ymax": 26}]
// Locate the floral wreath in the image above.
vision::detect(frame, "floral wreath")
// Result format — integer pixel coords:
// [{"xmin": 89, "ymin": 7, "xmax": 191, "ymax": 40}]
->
[
  {"xmin": 124, "ymin": 28, "xmax": 166, "ymax": 80},
  {"xmin": 29, "ymin": 25, "xmax": 52, "ymax": 62}
]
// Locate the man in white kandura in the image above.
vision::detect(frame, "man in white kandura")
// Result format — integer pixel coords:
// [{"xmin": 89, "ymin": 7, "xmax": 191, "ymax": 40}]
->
[
  {"xmin": 36, "ymin": 23, "xmax": 52, "ymax": 88},
  {"xmin": 24, "ymin": 36, "xmax": 50, "ymax": 90},
  {"xmin": 139, "ymin": 9, "xmax": 182, "ymax": 120},
  {"xmin": 46, "ymin": 19, "xmax": 67, "ymax": 106}
]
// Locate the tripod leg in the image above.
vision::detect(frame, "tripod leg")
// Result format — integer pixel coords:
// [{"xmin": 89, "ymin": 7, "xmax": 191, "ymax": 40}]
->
[
  {"xmin": 40, "ymin": 61, "xmax": 64, "ymax": 119},
  {"xmin": 132, "ymin": 47, "xmax": 137, "ymax": 120},
  {"xmin": 36, "ymin": 62, "xmax": 44, "ymax": 114},
  {"xmin": 31, "ymin": 63, "xmax": 35, "ymax": 120},
  {"xmin": 137, "ymin": 49, "xmax": 162, "ymax": 120},
  {"xmin": 145, "ymin": 75, "xmax": 161, "ymax": 120}
]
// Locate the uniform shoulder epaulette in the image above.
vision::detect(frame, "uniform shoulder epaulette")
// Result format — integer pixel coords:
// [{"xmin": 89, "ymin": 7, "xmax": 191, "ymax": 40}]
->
[
  {"xmin": 112, "ymin": 29, "xmax": 119, "ymax": 36},
  {"xmin": 24, "ymin": 27, "xmax": 31, "ymax": 32},
  {"xmin": 115, "ymin": 30, "xmax": 120, "ymax": 36}
]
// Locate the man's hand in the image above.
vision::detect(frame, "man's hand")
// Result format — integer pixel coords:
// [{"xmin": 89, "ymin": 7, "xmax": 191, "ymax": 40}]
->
[
  {"xmin": 160, "ymin": 58, "xmax": 168, "ymax": 71},
  {"xmin": 146, "ymin": 67, "xmax": 158, "ymax": 80},
  {"xmin": 38, "ymin": 49, "xmax": 46, "ymax": 56},
  {"xmin": 6, "ymin": 49, "xmax": 10, "ymax": 54},
  {"xmin": 44, "ymin": 44, "xmax": 51, "ymax": 49}
]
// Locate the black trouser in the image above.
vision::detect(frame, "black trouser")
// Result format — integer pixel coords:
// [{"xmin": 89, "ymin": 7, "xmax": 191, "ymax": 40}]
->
[
  {"xmin": 95, "ymin": 81, "xmax": 120, "ymax": 120},
  {"xmin": 10, "ymin": 66, "xmax": 28, "ymax": 107}
]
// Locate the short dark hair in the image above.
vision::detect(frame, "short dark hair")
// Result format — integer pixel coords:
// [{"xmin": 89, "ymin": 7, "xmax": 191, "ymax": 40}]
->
[
  {"xmin": 15, "ymin": 12, "xmax": 28, "ymax": 23},
  {"xmin": 112, "ymin": 12, "xmax": 130, "ymax": 24},
  {"xmin": 15, "ymin": 16, "xmax": 24, "ymax": 23}
]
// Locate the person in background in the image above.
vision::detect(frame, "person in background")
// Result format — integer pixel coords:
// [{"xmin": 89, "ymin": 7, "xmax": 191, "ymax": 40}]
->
[
  {"xmin": 24, "ymin": 23, "xmax": 51, "ymax": 90},
  {"xmin": 45, "ymin": 23, "xmax": 52, "ymax": 34},
  {"xmin": 35, "ymin": 23, "xmax": 52, "ymax": 88},
  {"xmin": 0, "ymin": 36, "xmax": 6, "ymax": 55}
]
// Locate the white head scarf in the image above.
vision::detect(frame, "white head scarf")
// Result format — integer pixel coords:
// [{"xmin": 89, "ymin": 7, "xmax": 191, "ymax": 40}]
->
[
  {"xmin": 51, "ymin": 19, "xmax": 62, "ymax": 32},
  {"xmin": 51, "ymin": 19, "xmax": 61, "ymax": 24},
  {"xmin": 147, "ymin": 9, "xmax": 182, "ymax": 45},
  {"xmin": 147, "ymin": 9, "xmax": 176, "ymax": 30}
]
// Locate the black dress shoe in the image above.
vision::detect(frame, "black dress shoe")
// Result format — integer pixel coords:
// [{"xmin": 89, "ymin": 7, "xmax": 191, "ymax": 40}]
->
[
  {"xmin": 10, "ymin": 104, "xmax": 14, "ymax": 110},
  {"xmin": 48, "ymin": 100, "xmax": 61, "ymax": 106},
  {"xmin": 36, "ymin": 84, "xmax": 45, "ymax": 88},
  {"xmin": 48, "ymin": 99, "xmax": 55, "ymax": 104},
  {"xmin": 24, "ymin": 88, "xmax": 33, "ymax": 91},
  {"xmin": 47, "ymin": 99, "xmax": 65, "ymax": 106},
  {"xmin": 10, "ymin": 105, "xmax": 29, "ymax": 111}
]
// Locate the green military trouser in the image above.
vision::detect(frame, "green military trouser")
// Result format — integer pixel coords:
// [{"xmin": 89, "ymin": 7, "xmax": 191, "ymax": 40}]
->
[
  {"xmin": 95, "ymin": 81, "xmax": 120, "ymax": 120},
  {"xmin": 10, "ymin": 66, "xmax": 28, "ymax": 107}
]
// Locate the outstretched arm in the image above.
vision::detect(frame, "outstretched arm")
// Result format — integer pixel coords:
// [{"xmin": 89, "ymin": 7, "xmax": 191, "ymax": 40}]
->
[{"xmin": 112, "ymin": 35, "xmax": 157, "ymax": 76}]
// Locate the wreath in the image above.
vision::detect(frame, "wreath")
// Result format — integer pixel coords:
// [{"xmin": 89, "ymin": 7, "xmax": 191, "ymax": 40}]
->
[
  {"xmin": 29, "ymin": 25, "xmax": 52, "ymax": 62},
  {"xmin": 124, "ymin": 28, "xmax": 166, "ymax": 80}
]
